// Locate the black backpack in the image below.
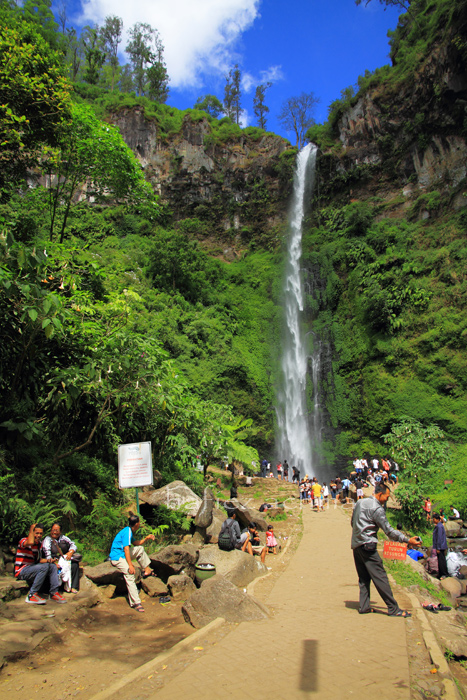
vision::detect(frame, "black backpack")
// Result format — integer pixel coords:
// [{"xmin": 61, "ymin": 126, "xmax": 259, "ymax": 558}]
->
[{"xmin": 218, "ymin": 519, "xmax": 237, "ymax": 551}]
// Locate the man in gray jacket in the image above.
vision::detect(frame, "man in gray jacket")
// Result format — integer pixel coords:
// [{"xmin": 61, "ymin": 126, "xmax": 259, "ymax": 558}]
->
[{"xmin": 351, "ymin": 482, "xmax": 420, "ymax": 617}]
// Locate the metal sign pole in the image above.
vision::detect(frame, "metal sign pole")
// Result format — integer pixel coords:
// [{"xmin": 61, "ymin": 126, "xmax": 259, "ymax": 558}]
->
[{"xmin": 135, "ymin": 488, "xmax": 140, "ymax": 516}]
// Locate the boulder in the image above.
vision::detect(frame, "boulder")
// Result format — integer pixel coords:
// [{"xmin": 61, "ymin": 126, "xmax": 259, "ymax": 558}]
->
[
  {"xmin": 191, "ymin": 530, "xmax": 206, "ymax": 547},
  {"xmin": 182, "ymin": 574, "xmax": 269, "ymax": 628},
  {"xmin": 205, "ymin": 508, "xmax": 225, "ymax": 544},
  {"xmin": 459, "ymin": 565, "xmax": 467, "ymax": 577},
  {"xmin": 149, "ymin": 544, "xmax": 199, "ymax": 580},
  {"xmin": 447, "ymin": 538, "xmax": 467, "ymax": 549},
  {"xmin": 444, "ymin": 521, "xmax": 462, "ymax": 537},
  {"xmin": 197, "ymin": 545, "xmax": 267, "ymax": 588},
  {"xmin": 223, "ymin": 499, "xmax": 268, "ymax": 531},
  {"xmin": 0, "ymin": 577, "xmax": 29, "ymax": 602},
  {"xmin": 83, "ymin": 561, "xmax": 142, "ymax": 592},
  {"xmin": 139, "ymin": 480, "xmax": 202, "ymax": 517},
  {"xmin": 141, "ymin": 576, "xmax": 169, "ymax": 597},
  {"xmin": 440, "ymin": 577, "xmax": 463, "ymax": 599},
  {"xmin": 167, "ymin": 574, "xmax": 197, "ymax": 601},
  {"xmin": 194, "ymin": 487, "xmax": 215, "ymax": 528},
  {"xmin": 102, "ymin": 584, "xmax": 117, "ymax": 599}
]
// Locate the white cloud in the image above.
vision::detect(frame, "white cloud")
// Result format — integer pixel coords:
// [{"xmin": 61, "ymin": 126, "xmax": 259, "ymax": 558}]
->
[
  {"xmin": 79, "ymin": 0, "xmax": 261, "ymax": 88},
  {"xmin": 241, "ymin": 65, "xmax": 283, "ymax": 94},
  {"xmin": 239, "ymin": 108, "xmax": 250, "ymax": 127},
  {"xmin": 241, "ymin": 72, "xmax": 256, "ymax": 93},
  {"xmin": 260, "ymin": 65, "xmax": 284, "ymax": 84}
]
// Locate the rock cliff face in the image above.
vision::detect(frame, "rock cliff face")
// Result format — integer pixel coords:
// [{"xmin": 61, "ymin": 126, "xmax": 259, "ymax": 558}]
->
[
  {"xmin": 318, "ymin": 34, "xmax": 467, "ymax": 211},
  {"xmin": 112, "ymin": 110, "xmax": 293, "ymax": 253}
]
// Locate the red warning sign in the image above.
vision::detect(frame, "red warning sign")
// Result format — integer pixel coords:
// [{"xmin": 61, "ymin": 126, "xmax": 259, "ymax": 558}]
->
[{"xmin": 383, "ymin": 541, "xmax": 407, "ymax": 560}]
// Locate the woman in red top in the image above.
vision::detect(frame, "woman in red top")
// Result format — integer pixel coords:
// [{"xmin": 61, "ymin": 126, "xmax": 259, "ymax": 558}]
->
[{"xmin": 424, "ymin": 497, "xmax": 432, "ymax": 523}]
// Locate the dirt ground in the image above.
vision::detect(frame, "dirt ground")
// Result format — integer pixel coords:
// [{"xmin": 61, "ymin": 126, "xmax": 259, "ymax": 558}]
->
[
  {"xmin": 0, "ymin": 475, "xmax": 301, "ymax": 700},
  {"xmin": 0, "ymin": 593, "xmax": 193, "ymax": 699}
]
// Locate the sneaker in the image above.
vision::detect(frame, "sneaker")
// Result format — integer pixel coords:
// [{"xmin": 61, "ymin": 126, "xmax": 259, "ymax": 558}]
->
[
  {"xmin": 50, "ymin": 592, "xmax": 67, "ymax": 604},
  {"xmin": 26, "ymin": 592, "xmax": 46, "ymax": 605}
]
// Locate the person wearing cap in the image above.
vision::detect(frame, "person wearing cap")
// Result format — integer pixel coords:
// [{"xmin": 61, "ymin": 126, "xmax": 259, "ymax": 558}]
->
[{"xmin": 351, "ymin": 482, "xmax": 420, "ymax": 617}]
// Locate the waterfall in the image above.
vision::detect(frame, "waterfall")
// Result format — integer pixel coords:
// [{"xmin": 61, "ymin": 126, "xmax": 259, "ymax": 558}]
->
[{"xmin": 275, "ymin": 143, "xmax": 323, "ymax": 480}]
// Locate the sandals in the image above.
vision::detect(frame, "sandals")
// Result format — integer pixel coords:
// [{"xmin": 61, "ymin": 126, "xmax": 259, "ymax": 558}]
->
[
  {"xmin": 358, "ymin": 608, "xmax": 374, "ymax": 614},
  {"xmin": 142, "ymin": 571, "xmax": 156, "ymax": 579},
  {"xmin": 389, "ymin": 610, "xmax": 411, "ymax": 617},
  {"xmin": 422, "ymin": 603, "xmax": 438, "ymax": 613},
  {"xmin": 132, "ymin": 604, "xmax": 145, "ymax": 613}
]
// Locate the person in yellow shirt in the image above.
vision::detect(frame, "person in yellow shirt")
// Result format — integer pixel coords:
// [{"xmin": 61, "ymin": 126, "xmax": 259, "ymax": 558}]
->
[{"xmin": 311, "ymin": 481, "xmax": 322, "ymax": 511}]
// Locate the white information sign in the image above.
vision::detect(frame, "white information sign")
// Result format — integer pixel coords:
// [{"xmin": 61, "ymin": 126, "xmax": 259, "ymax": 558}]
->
[{"xmin": 118, "ymin": 442, "xmax": 153, "ymax": 489}]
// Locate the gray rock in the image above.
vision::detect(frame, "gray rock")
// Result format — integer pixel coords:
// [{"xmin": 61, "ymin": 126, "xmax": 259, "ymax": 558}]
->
[
  {"xmin": 182, "ymin": 574, "xmax": 269, "ymax": 628},
  {"xmin": 0, "ymin": 576, "xmax": 29, "ymax": 602},
  {"xmin": 205, "ymin": 508, "xmax": 225, "ymax": 544},
  {"xmin": 197, "ymin": 545, "xmax": 267, "ymax": 587},
  {"xmin": 102, "ymin": 584, "xmax": 117, "ymax": 599},
  {"xmin": 444, "ymin": 521, "xmax": 462, "ymax": 537},
  {"xmin": 191, "ymin": 530, "xmax": 206, "ymax": 547},
  {"xmin": 5, "ymin": 563, "xmax": 14, "ymax": 574},
  {"xmin": 167, "ymin": 574, "xmax": 197, "ymax": 601},
  {"xmin": 141, "ymin": 576, "xmax": 169, "ymax": 597},
  {"xmin": 440, "ymin": 577, "xmax": 463, "ymax": 599},
  {"xmin": 223, "ymin": 499, "xmax": 268, "ymax": 531},
  {"xmin": 83, "ymin": 561, "xmax": 142, "ymax": 592},
  {"xmin": 447, "ymin": 538, "xmax": 467, "ymax": 549},
  {"xmin": 149, "ymin": 544, "xmax": 199, "ymax": 580},
  {"xmin": 194, "ymin": 487, "xmax": 215, "ymax": 528},
  {"xmin": 139, "ymin": 480, "xmax": 202, "ymax": 517}
]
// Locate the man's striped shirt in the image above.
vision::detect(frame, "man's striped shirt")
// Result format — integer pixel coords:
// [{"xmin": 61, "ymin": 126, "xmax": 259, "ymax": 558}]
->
[{"xmin": 14, "ymin": 538, "xmax": 41, "ymax": 576}]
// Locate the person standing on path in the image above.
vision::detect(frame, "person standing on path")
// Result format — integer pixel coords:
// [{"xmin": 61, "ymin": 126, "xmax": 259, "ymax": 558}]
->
[
  {"xmin": 432, "ymin": 512, "xmax": 449, "ymax": 579},
  {"xmin": 351, "ymin": 482, "xmax": 420, "ymax": 616}
]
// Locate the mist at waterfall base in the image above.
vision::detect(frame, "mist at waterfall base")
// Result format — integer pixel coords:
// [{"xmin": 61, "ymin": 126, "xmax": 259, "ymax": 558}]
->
[{"xmin": 274, "ymin": 144, "xmax": 329, "ymax": 483}]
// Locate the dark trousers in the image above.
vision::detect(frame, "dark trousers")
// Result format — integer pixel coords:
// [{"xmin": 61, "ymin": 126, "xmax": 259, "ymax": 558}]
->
[
  {"xmin": 437, "ymin": 549, "xmax": 449, "ymax": 578},
  {"xmin": 70, "ymin": 560, "xmax": 80, "ymax": 590},
  {"xmin": 353, "ymin": 546, "xmax": 400, "ymax": 615},
  {"xmin": 18, "ymin": 563, "xmax": 60, "ymax": 595}
]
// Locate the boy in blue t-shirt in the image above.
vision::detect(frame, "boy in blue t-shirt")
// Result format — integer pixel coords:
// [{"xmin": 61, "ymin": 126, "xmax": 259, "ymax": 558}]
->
[{"xmin": 109, "ymin": 514, "xmax": 155, "ymax": 612}]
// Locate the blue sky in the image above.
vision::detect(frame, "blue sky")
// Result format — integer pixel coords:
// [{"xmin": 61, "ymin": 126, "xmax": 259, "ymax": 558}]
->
[{"xmin": 70, "ymin": 0, "xmax": 403, "ymax": 143}]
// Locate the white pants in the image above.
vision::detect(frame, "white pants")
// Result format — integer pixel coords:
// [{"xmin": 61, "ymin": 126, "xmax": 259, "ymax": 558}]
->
[{"xmin": 111, "ymin": 546, "xmax": 151, "ymax": 607}]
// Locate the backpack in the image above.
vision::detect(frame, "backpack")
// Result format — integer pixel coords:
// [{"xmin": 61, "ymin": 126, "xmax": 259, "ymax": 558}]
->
[{"xmin": 218, "ymin": 519, "xmax": 237, "ymax": 551}]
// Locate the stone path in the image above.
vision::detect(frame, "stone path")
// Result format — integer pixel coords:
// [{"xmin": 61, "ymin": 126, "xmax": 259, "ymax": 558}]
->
[{"xmin": 148, "ymin": 505, "xmax": 412, "ymax": 700}]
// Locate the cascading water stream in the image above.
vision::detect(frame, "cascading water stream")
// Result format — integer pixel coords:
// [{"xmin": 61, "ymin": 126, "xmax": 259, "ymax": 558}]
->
[{"xmin": 275, "ymin": 143, "xmax": 323, "ymax": 480}]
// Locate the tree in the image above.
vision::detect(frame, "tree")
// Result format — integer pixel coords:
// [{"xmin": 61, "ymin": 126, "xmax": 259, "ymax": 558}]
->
[
  {"xmin": 101, "ymin": 15, "xmax": 123, "ymax": 91},
  {"xmin": 146, "ymin": 32, "xmax": 169, "ymax": 103},
  {"xmin": 81, "ymin": 25, "xmax": 106, "ymax": 85},
  {"xmin": 0, "ymin": 17, "xmax": 72, "ymax": 192},
  {"xmin": 355, "ymin": 0, "xmax": 410, "ymax": 8},
  {"xmin": 42, "ymin": 103, "xmax": 155, "ymax": 242},
  {"xmin": 119, "ymin": 64, "xmax": 134, "ymax": 92},
  {"xmin": 224, "ymin": 64, "xmax": 241, "ymax": 124},
  {"xmin": 194, "ymin": 95, "xmax": 223, "ymax": 119},
  {"xmin": 382, "ymin": 417, "xmax": 450, "ymax": 482},
  {"xmin": 126, "ymin": 22, "xmax": 153, "ymax": 95},
  {"xmin": 278, "ymin": 92, "xmax": 318, "ymax": 149},
  {"xmin": 64, "ymin": 27, "xmax": 82, "ymax": 81},
  {"xmin": 22, "ymin": 0, "xmax": 59, "ymax": 48},
  {"xmin": 253, "ymin": 82, "xmax": 272, "ymax": 129}
]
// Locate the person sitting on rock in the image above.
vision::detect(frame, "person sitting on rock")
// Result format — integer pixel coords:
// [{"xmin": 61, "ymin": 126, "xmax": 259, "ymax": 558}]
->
[
  {"xmin": 450, "ymin": 505, "xmax": 461, "ymax": 520},
  {"xmin": 109, "ymin": 514, "xmax": 156, "ymax": 613},
  {"xmin": 42, "ymin": 522, "xmax": 81, "ymax": 594},
  {"xmin": 15, "ymin": 523, "xmax": 66, "ymax": 605},
  {"xmin": 243, "ymin": 522, "xmax": 267, "ymax": 563}
]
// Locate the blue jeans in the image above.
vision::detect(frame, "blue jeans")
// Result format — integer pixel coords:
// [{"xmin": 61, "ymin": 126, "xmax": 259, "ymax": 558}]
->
[{"xmin": 18, "ymin": 563, "xmax": 60, "ymax": 595}]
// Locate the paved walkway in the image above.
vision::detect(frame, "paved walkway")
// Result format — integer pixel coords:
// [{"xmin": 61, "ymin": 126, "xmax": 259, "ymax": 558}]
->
[{"xmin": 150, "ymin": 505, "xmax": 412, "ymax": 700}]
